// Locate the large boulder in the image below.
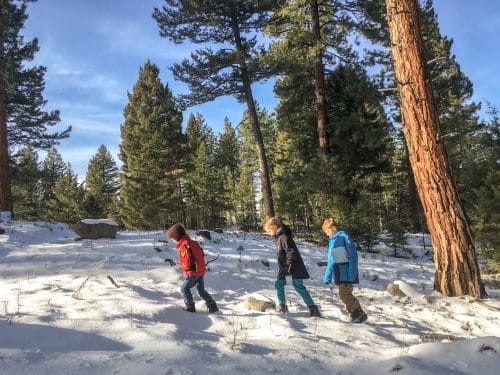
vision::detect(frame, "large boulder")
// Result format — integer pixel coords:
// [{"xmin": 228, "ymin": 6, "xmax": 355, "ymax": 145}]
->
[
  {"xmin": 244, "ymin": 296, "xmax": 275, "ymax": 312},
  {"xmin": 74, "ymin": 219, "xmax": 118, "ymax": 239}
]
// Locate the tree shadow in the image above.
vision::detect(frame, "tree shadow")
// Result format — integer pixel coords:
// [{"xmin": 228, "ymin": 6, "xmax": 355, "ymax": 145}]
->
[{"xmin": 0, "ymin": 320, "xmax": 131, "ymax": 352}]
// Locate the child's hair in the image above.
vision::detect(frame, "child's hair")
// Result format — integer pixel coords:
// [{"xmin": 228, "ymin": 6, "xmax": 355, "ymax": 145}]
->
[
  {"xmin": 263, "ymin": 217, "xmax": 282, "ymax": 233},
  {"xmin": 167, "ymin": 223, "xmax": 186, "ymax": 240},
  {"xmin": 322, "ymin": 218, "xmax": 338, "ymax": 232}
]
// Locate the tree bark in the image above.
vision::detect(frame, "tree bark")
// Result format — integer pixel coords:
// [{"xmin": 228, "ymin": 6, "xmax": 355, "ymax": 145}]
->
[
  {"xmin": 0, "ymin": 20, "xmax": 13, "ymax": 214},
  {"xmin": 385, "ymin": 0, "xmax": 486, "ymax": 298},
  {"xmin": 310, "ymin": 0, "xmax": 328, "ymax": 153},
  {"xmin": 229, "ymin": 9, "xmax": 275, "ymax": 220}
]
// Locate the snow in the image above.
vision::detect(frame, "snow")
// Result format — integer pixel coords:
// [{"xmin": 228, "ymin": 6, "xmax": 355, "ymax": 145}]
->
[
  {"xmin": 81, "ymin": 219, "xmax": 118, "ymax": 226},
  {"xmin": 0, "ymin": 221, "xmax": 498, "ymax": 374}
]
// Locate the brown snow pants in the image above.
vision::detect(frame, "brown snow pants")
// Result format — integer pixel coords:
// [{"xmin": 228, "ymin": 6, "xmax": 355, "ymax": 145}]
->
[{"xmin": 338, "ymin": 283, "xmax": 361, "ymax": 316}]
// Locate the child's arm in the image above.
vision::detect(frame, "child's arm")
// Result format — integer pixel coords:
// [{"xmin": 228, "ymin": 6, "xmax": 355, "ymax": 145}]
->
[
  {"xmin": 345, "ymin": 234, "xmax": 358, "ymax": 283},
  {"xmin": 324, "ymin": 240, "xmax": 334, "ymax": 285}
]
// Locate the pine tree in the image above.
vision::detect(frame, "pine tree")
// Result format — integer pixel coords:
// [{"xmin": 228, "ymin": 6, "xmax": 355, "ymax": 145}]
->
[
  {"xmin": 154, "ymin": 0, "xmax": 276, "ymax": 220},
  {"xmin": 234, "ymin": 113, "xmax": 260, "ymax": 227},
  {"xmin": 0, "ymin": 0, "xmax": 70, "ymax": 213},
  {"xmin": 385, "ymin": 0, "xmax": 485, "ymax": 298},
  {"xmin": 11, "ymin": 146, "xmax": 41, "ymax": 220},
  {"xmin": 215, "ymin": 118, "xmax": 240, "ymax": 225},
  {"xmin": 45, "ymin": 164, "xmax": 82, "ymax": 224},
  {"xmin": 184, "ymin": 140, "xmax": 226, "ymax": 229},
  {"xmin": 119, "ymin": 60, "xmax": 183, "ymax": 230},
  {"xmin": 234, "ymin": 160, "xmax": 258, "ymax": 228},
  {"xmin": 39, "ymin": 147, "xmax": 66, "ymax": 219},
  {"xmin": 82, "ymin": 144, "xmax": 119, "ymax": 219},
  {"xmin": 273, "ymin": 62, "xmax": 392, "ymax": 230}
]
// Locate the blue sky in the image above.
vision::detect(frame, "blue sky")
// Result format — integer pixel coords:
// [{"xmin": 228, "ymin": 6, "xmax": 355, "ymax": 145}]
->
[{"xmin": 22, "ymin": 0, "xmax": 500, "ymax": 178}]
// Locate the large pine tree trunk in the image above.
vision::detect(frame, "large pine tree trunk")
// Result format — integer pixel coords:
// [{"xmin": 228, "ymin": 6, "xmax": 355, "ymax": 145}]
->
[
  {"xmin": 229, "ymin": 10, "xmax": 275, "ymax": 220},
  {"xmin": 386, "ymin": 0, "xmax": 486, "ymax": 298},
  {"xmin": 0, "ymin": 30, "xmax": 13, "ymax": 214},
  {"xmin": 310, "ymin": 0, "xmax": 328, "ymax": 153}
]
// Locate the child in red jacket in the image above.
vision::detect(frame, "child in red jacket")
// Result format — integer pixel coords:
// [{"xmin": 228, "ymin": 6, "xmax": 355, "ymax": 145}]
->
[{"xmin": 167, "ymin": 223, "xmax": 219, "ymax": 313}]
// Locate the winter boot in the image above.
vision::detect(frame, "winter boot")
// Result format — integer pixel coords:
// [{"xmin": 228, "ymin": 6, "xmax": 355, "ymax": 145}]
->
[
  {"xmin": 276, "ymin": 304, "xmax": 288, "ymax": 313},
  {"xmin": 183, "ymin": 302, "xmax": 196, "ymax": 313},
  {"xmin": 308, "ymin": 305, "xmax": 321, "ymax": 317},
  {"xmin": 351, "ymin": 308, "xmax": 367, "ymax": 323},
  {"xmin": 207, "ymin": 301, "xmax": 219, "ymax": 313}
]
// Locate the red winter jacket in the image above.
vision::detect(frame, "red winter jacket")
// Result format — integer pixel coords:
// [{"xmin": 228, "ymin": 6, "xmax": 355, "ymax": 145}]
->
[{"xmin": 176, "ymin": 235, "xmax": 206, "ymax": 277}]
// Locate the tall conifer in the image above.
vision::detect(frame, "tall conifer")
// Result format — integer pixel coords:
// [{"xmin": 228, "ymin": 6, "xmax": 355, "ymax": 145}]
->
[
  {"xmin": 11, "ymin": 146, "xmax": 40, "ymax": 220},
  {"xmin": 45, "ymin": 164, "xmax": 82, "ymax": 224},
  {"xmin": 0, "ymin": 0, "xmax": 70, "ymax": 213},
  {"xmin": 119, "ymin": 61, "xmax": 183, "ymax": 230},
  {"xmin": 83, "ymin": 145, "xmax": 119, "ymax": 218}
]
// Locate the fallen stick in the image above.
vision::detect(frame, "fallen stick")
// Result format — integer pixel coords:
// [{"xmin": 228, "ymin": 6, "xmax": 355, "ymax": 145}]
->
[{"xmin": 107, "ymin": 275, "xmax": 120, "ymax": 288}]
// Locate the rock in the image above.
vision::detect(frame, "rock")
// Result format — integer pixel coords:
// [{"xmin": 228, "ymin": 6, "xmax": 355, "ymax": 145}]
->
[
  {"xmin": 73, "ymin": 219, "xmax": 118, "ymax": 239},
  {"xmin": 214, "ymin": 228, "xmax": 223, "ymax": 234},
  {"xmin": 245, "ymin": 296, "xmax": 275, "ymax": 312},
  {"xmin": 394, "ymin": 280, "xmax": 422, "ymax": 299},
  {"xmin": 420, "ymin": 333, "xmax": 456, "ymax": 343},
  {"xmin": 261, "ymin": 259, "xmax": 270, "ymax": 268},
  {"xmin": 317, "ymin": 261, "xmax": 327, "ymax": 267},
  {"xmin": 0, "ymin": 211, "xmax": 11, "ymax": 222},
  {"xmin": 0, "ymin": 228, "xmax": 4, "ymax": 235},
  {"xmin": 196, "ymin": 230, "xmax": 211, "ymax": 240},
  {"xmin": 387, "ymin": 283, "xmax": 407, "ymax": 297}
]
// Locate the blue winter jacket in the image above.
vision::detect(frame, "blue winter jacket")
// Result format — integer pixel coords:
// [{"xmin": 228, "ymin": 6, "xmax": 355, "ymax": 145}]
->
[{"xmin": 324, "ymin": 228, "xmax": 359, "ymax": 285}]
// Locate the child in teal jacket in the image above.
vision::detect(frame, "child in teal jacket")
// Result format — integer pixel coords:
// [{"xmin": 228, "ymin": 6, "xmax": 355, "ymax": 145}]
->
[{"xmin": 322, "ymin": 218, "xmax": 367, "ymax": 323}]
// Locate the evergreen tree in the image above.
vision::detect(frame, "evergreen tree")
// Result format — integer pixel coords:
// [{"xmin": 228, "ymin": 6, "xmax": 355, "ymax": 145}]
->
[
  {"xmin": 39, "ymin": 147, "xmax": 66, "ymax": 219},
  {"xmin": 266, "ymin": 0, "xmax": 358, "ymax": 152},
  {"xmin": 234, "ymin": 160, "xmax": 258, "ymax": 228},
  {"xmin": 11, "ymin": 146, "xmax": 40, "ymax": 220},
  {"xmin": 235, "ymin": 114, "xmax": 259, "ymax": 227},
  {"xmin": 273, "ymin": 62, "xmax": 392, "ymax": 231},
  {"xmin": 154, "ymin": 0, "xmax": 277, "ymax": 220},
  {"xmin": 184, "ymin": 140, "xmax": 226, "ymax": 229},
  {"xmin": 45, "ymin": 164, "xmax": 82, "ymax": 224},
  {"xmin": 215, "ymin": 118, "xmax": 240, "ymax": 225},
  {"xmin": 0, "ymin": 0, "xmax": 70, "ymax": 213},
  {"xmin": 119, "ymin": 60, "xmax": 183, "ymax": 230},
  {"xmin": 385, "ymin": 0, "xmax": 485, "ymax": 298},
  {"xmin": 82, "ymin": 144, "xmax": 119, "ymax": 218},
  {"xmin": 464, "ymin": 106, "xmax": 500, "ymax": 269}
]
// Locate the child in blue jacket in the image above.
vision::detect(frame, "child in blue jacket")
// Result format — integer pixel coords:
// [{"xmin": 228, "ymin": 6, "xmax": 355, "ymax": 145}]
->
[{"xmin": 322, "ymin": 218, "xmax": 367, "ymax": 323}]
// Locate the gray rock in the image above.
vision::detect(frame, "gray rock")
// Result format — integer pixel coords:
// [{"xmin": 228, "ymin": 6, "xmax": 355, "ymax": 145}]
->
[
  {"xmin": 73, "ymin": 220, "xmax": 118, "ymax": 239},
  {"xmin": 244, "ymin": 296, "xmax": 275, "ymax": 312},
  {"xmin": 214, "ymin": 228, "xmax": 223, "ymax": 234},
  {"xmin": 196, "ymin": 230, "xmax": 211, "ymax": 240},
  {"xmin": 0, "ymin": 228, "xmax": 5, "ymax": 235},
  {"xmin": 387, "ymin": 283, "xmax": 407, "ymax": 297}
]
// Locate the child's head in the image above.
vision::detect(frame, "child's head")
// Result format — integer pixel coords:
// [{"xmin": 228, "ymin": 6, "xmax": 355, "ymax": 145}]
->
[
  {"xmin": 264, "ymin": 217, "xmax": 282, "ymax": 236},
  {"xmin": 167, "ymin": 223, "xmax": 186, "ymax": 242},
  {"xmin": 322, "ymin": 218, "xmax": 337, "ymax": 237}
]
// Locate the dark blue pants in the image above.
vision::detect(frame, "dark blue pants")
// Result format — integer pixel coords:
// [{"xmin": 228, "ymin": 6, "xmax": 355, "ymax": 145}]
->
[{"xmin": 181, "ymin": 275, "xmax": 214, "ymax": 305}]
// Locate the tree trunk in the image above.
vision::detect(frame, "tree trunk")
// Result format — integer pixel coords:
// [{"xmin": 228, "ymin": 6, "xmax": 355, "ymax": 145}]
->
[
  {"xmin": 229, "ymin": 10, "xmax": 275, "ymax": 220},
  {"xmin": 0, "ymin": 25, "xmax": 13, "ymax": 214},
  {"xmin": 310, "ymin": 0, "xmax": 328, "ymax": 153},
  {"xmin": 385, "ymin": 0, "xmax": 486, "ymax": 298}
]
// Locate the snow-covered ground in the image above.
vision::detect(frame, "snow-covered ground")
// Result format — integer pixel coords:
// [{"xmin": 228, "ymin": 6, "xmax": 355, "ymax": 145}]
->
[{"xmin": 0, "ymin": 220, "xmax": 498, "ymax": 374}]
